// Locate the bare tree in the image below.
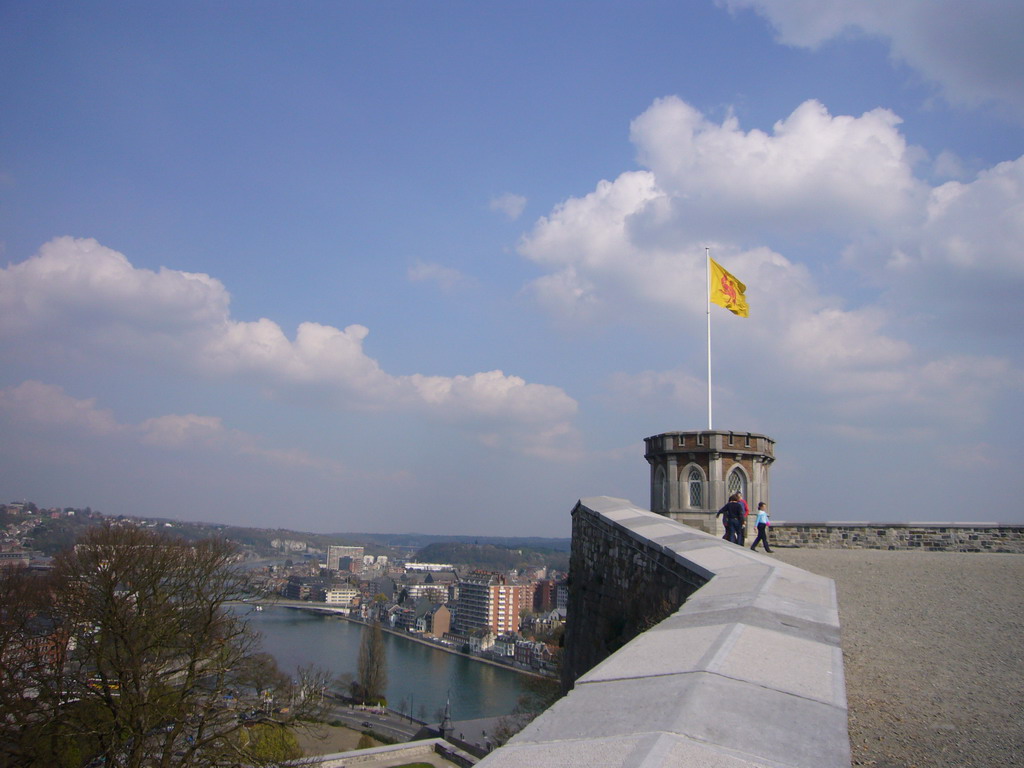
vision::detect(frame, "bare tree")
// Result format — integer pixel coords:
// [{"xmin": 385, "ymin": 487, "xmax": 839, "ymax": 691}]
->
[
  {"xmin": 1, "ymin": 522, "xmax": 328, "ymax": 768},
  {"xmin": 492, "ymin": 666, "xmax": 563, "ymax": 748},
  {"xmin": 0, "ymin": 565, "xmax": 72, "ymax": 766},
  {"xmin": 353, "ymin": 621, "xmax": 387, "ymax": 705}
]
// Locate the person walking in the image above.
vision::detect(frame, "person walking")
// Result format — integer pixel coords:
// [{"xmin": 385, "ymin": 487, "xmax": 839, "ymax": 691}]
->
[
  {"xmin": 738, "ymin": 493, "xmax": 750, "ymax": 546},
  {"xmin": 750, "ymin": 501, "xmax": 772, "ymax": 553},
  {"xmin": 716, "ymin": 493, "xmax": 745, "ymax": 545}
]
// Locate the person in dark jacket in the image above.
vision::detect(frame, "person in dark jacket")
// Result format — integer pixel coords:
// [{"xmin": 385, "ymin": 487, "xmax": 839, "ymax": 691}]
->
[
  {"xmin": 716, "ymin": 493, "xmax": 745, "ymax": 544},
  {"xmin": 737, "ymin": 492, "xmax": 750, "ymax": 545}
]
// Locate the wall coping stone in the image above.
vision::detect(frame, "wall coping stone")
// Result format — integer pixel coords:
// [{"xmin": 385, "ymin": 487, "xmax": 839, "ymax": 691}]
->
[
  {"xmin": 291, "ymin": 737, "xmax": 476, "ymax": 767},
  {"xmin": 478, "ymin": 497, "xmax": 850, "ymax": 768}
]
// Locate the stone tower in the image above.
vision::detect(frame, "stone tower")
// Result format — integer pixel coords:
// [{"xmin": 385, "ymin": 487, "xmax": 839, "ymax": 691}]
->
[{"xmin": 644, "ymin": 430, "xmax": 775, "ymax": 535}]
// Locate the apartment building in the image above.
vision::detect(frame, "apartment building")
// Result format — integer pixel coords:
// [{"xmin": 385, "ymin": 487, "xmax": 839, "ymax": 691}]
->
[
  {"xmin": 323, "ymin": 584, "xmax": 359, "ymax": 606},
  {"xmin": 454, "ymin": 572, "xmax": 533, "ymax": 635},
  {"xmin": 326, "ymin": 545, "xmax": 364, "ymax": 574}
]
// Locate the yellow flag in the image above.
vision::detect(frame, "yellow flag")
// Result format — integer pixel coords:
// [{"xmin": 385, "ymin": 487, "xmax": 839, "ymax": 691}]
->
[{"xmin": 709, "ymin": 258, "xmax": 749, "ymax": 317}]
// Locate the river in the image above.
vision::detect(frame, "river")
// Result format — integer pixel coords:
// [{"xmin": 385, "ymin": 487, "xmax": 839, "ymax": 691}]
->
[{"xmin": 242, "ymin": 605, "xmax": 526, "ymax": 722}]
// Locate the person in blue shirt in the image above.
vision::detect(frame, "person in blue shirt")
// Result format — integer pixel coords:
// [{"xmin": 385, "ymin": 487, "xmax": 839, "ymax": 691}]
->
[{"xmin": 749, "ymin": 501, "xmax": 773, "ymax": 553}]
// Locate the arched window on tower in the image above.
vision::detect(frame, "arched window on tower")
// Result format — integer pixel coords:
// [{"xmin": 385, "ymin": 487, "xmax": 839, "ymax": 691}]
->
[
  {"xmin": 727, "ymin": 466, "xmax": 747, "ymax": 500},
  {"xmin": 688, "ymin": 467, "xmax": 703, "ymax": 508},
  {"xmin": 654, "ymin": 465, "xmax": 668, "ymax": 511}
]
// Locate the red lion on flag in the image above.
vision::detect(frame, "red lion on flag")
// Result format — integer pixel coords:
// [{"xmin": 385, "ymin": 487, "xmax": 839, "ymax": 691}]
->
[{"xmin": 720, "ymin": 274, "xmax": 738, "ymax": 305}]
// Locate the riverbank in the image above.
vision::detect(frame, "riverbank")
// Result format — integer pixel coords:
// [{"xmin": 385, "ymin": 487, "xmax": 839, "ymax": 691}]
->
[
  {"xmin": 267, "ymin": 601, "xmax": 549, "ymax": 680},
  {"xmin": 774, "ymin": 549, "xmax": 1024, "ymax": 768},
  {"xmin": 243, "ymin": 602, "xmax": 527, "ymax": 721}
]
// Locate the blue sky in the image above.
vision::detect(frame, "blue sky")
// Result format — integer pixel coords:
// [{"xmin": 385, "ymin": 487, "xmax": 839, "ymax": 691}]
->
[{"xmin": 2, "ymin": 1, "xmax": 1022, "ymax": 535}]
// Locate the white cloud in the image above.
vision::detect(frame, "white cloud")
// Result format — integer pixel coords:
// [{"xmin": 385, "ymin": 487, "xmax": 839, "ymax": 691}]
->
[
  {"xmin": 842, "ymin": 154, "xmax": 1024, "ymax": 333},
  {"xmin": 0, "ymin": 380, "xmax": 348, "ymax": 472},
  {"xmin": 0, "ymin": 237, "xmax": 227, "ymax": 352},
  {"xmin": 629, "ymin": 97, "xmax": 925, "ymax": 238},
  {"xmin": 410, "ymin": 369, "xmax": 573, "ymax": 422},
  {"xmin": 518, "ymin": 171, "xmax": 669, "ymax": 323},
  {"xmin": 520, "ymin": 96, "xmax": 931, "ymax": 319},
  {"xmin": 138, "ymin": 413, "xmax": 228, "ymax": 448},
  {"xmin": 0, "ymin": 381, "xmax": 123, "ymax": 435},
  {"xmin": 407, "ymin": 260, "xmax": 474, "ymax": 293},
  {"xmin": 721, "ymin": 0, "xmax": 1024, "ymax": 115},
  {"xmin": 0, "ymin": 237, "xmax": 578, "ymax": 455},
  {"xmin": 489, "ymin": 193, "xmax": 527, "ymax": 221},
  {"xmin": 917, "ymin": 158, "xmax": 1024, "ymax": 277},
  {"xmin": 519, "ymin": 96, "xmax": 1024, "ymax": 441},
  {"xmin": 932, "ymin": 150, "xmax": 967, "ymax": 181},
  {"xmin": 934, "ymin": 442, "xmax": 1000, "ymax": 471},
  {"xmin": 605, "ymin": 369, "xmax": 707, "ymax": 409}
]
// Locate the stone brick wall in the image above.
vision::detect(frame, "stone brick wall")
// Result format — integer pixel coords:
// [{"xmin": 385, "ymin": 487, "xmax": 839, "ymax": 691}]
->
[
  {"xmin": 560, "ymin": 500, "xmax": 708, "ymax": 689},
  {"xmin": 769, "ymin": 522, "xmax": 1024, "ymax": 552}
]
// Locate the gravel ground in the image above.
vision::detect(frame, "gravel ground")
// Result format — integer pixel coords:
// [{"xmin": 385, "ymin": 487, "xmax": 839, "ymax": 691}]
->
[{"xmin": 773, "ymin": 549, "xmax": 1024, "ymax": 768}]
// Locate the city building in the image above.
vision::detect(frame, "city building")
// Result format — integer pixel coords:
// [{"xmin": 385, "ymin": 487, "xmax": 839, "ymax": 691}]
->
[
  {"xmin": 416, "ymin": 603, "xmax": 452, "ymax": 638},
  {"xmin": 282, "ymin": 577, "xmax": 325, "ymax": 601},
  {"xmin": 454, "ymin": 572, "xmax": 533, "ymax": 635},
  {"xmin": 492, "ymin": 632, "xmax": 518, "ymax": 658},
  {"xmin": 556, "ymin": 580, "xmax": 568, "ymax": 612},
  {"xmin": 468, "ymin": 630, "xmax": 496, "ymax": 653},
  {"xmin": 405, "ymin": 562, "xmax": 454, "ymax": 572},
  {"xmin": 397, "ymin": 570, "xmax": 456, "ymax": 604},
  {"xmin": 399, "ymin": 581, "xmax": 449, "ymax": 604},
  {"xmin": 391, "ymin": 605, "xmax": 418, "ymax": 631},
  {"xmin": 514, "ymin": 639, "xmax": 556, "ymax": 671},
  {"xmin": 0, "ymin": 550, "xmax": 31, "ymax": 568},
  {"xmin": 532, "ymin": 579, "xmax": 557, "ymax": 612},
  {"xmin": 326, "ymin": 545, "xmax": 365, "ymax": 574},
  {"xmin": 323, "ymin": 584, "xmax": 359, "ymax": 606}
]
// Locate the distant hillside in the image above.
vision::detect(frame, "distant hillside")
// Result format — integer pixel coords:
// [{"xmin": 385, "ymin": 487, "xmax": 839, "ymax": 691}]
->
[
  {"xmin": 412, "ymin": 541, "xmax": 569, "ymax": 573},
  {"xmin": 352, "ymin": 532, "xmax": 571, "ymax": 552},
  {"xmin": 7, "ymin": 501, "xmax": 570, "ymax": 561}
]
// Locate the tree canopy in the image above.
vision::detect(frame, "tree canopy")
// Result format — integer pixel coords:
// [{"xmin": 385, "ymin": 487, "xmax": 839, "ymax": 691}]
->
[
  {"xmin": 0, "ymin": 522, "xmax": 330, "ymax": 767},
  {"xmin": 414, "ymin": 541, "xmax": 568, "ymax": 572}
]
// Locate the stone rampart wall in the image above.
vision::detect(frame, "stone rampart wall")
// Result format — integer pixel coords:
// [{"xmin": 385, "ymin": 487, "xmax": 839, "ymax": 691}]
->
[
  {"xmin": 559, "ymin": 499, "xmax": 708, "ymax": 688},
  {"xmin": 479, "ymin": 497, "xmax": 850, "ymax": 768},
  {"xmin": 769, "ymin": 522, "xmax": 1024, "ymax": 552}
]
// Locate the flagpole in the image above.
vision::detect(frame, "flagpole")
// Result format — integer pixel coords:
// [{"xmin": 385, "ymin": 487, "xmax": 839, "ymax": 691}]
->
[{"xmin": 706, "ymin": 247, "xmax": 712, "ymax": 430}]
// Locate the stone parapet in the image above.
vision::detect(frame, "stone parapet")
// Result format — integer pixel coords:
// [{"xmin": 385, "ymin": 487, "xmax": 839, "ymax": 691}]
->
[
  {"xmin": 768, "ymin": 522, "xmax": 1024, "ymax": 552},
  {"xmin": 297, "ymin": 738, "xmax": 477, "ymax": 767},
  {"xmin": 479, "ymin": 497, "xmax": 850, "ymax": 768}
]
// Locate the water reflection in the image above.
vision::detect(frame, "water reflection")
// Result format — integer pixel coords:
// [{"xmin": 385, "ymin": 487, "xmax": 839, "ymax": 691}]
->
[{"xmin": 243, "ymin": 605, "xmax": 525, "ymax": 721}]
